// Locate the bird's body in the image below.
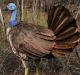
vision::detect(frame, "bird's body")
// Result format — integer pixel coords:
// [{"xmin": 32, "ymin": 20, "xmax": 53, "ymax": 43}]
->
[
  {"xmin": 9, "ymin": 18, "xmax": 79, "ymax": 59},
  {"xmin": 5, "ymin": 3, "xmax": 80, "ymax": 75},
  {"xmin": 9, "ymin": 21, "xmax": 55, "ymax": 59},
  {"xmin": 8, "ymin": 5, "xmax": 80, "ymax": 59}
]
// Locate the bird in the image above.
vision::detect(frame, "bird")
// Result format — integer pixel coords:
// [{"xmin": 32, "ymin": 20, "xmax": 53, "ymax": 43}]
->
[{"xmin": 5, "ymin": 3, "xmax": 80, "ymax": 75}]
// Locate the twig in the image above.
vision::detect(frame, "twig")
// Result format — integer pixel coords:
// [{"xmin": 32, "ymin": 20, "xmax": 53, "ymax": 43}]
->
[
  {"xmin": 17, "ymin": 0, "xmax": 20, "ymax": 22},
  {"xmin": 0, "ymin": 8, "xmax": 6, "ymax": 34},
  {"xmin": 20, "ymin": 0, "xmax": 24, "ymax": 21}
]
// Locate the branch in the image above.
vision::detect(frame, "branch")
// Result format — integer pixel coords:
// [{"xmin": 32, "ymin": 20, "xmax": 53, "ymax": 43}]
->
[
  {"xmin": 20, "ymin": 0, "xmax": 24, "ymax": 21},
  {"xmin": 0, "ymin": 8, "xmax": 6, "ymax": 34}
]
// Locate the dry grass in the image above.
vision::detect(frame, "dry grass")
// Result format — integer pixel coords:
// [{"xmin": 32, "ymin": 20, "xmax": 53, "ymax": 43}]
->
[{"xmin": 23, "ymin": 9, "xmax": 48, "ymax": 26}]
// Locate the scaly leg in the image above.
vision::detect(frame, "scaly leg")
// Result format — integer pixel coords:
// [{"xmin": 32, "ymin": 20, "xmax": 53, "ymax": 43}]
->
[
  {"xmin": 21, "ymin": 59, "xmax": 29, "ymax": 75},
  {"xmin": 19, "ymin": 52, "xmax": 29, "ymax": 75},
  {"xmin": 35, "ymin": 60, "xmax": 40, "ymax": 75}
]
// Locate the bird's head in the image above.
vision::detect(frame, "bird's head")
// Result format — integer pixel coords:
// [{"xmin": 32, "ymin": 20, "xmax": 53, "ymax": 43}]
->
[
  {"xmin": 6, "ymin": 3, "xmax": 17, "ymax": 11},
  {"xmin": 5, "ymin": 3, "xmax": 17, "ymax": 28}
]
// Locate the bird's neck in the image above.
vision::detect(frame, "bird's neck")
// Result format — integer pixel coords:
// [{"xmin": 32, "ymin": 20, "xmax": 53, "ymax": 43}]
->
[
  {"xmin": 9, "ymin": 10, "xmax": 17, "ymax": 27},
  {"xmin": 11, "ymin": 10, "xmax": 17, "ymax": 20}
]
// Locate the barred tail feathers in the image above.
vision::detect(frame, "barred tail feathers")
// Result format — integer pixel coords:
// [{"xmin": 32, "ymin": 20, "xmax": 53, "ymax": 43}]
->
[{"xmin": 48, "ymin": 5, "xmax": 79, "ymax": 57}]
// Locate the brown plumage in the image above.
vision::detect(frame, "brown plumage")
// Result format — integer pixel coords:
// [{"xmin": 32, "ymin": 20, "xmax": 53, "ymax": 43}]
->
[{"xmin": 9, "ymin": 5, "xmax": 80, "ymax": 59}]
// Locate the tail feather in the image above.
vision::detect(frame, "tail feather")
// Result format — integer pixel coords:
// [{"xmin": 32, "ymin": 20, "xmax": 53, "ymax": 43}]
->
[
  {"xmin": 48, "ymin": 6, "xmax": 57, "ymax": 28},
  {"xmin": 52, "ymin": 11, "xmax": 66, "ymax": 31},
  {"xmin": 52, "ymin": 49, "xmax": 72, "ymax": 57},
  {"xmin": 53, "ymin": 42, "xmax": 76, "ymax": 49},
  {"xmin": 48, "ymin": 5, "xmax": 79, "ymax": 57},
  {"xmin": 56, "ymin": 27, "xmax": 76, "ymax": 40},
  {"xmin": 54, "ymin": 17, "xmax": 73, "ymax": 35},
  {"xmin": 50, "ymin": 6, "xmax": 63, "ymax": 28},
  {"xmin": 63, "ymin": 33, "xmax": 80, "ymax": 43}
]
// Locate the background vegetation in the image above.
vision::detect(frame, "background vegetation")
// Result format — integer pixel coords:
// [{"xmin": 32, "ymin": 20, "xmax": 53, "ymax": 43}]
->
[{"xmin": 0, "ymin": 0, "xmax": 80, "ymax": 75}]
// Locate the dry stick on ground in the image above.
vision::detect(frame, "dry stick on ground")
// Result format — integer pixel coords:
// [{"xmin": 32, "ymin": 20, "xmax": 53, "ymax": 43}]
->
[{"xmin": 0, "ymin": 8, "xmax": 6, "ymax": 34}]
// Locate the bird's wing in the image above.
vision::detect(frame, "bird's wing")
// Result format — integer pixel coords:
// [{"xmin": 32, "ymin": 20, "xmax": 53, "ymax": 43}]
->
[
  {"xmin": 35, "ymin": 25, "xmax": 56, "ymax": 40},
  {"xmin": 48, "ymin": 5, "xmax": 80, "ymax": 57},
  {"xmin": 11, "ymin": 24, "xmax": 55, "ymax": 58}
]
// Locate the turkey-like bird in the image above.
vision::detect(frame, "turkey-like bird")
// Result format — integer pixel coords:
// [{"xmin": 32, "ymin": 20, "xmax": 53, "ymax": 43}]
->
[{"xmin": 5, "ymin": 3, "xmax": 80, "ymax": 75}]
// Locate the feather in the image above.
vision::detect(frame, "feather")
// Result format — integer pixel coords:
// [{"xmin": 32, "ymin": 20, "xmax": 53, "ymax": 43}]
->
[{"xmin": 8, "ymin": 5, "xmax": 79, "ymax": 59}]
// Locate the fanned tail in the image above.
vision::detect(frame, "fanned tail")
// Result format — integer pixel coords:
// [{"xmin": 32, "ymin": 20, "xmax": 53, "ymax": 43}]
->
[{"xmin": 48, "ymin": 5, "xmax": 80, "ymax": 57}]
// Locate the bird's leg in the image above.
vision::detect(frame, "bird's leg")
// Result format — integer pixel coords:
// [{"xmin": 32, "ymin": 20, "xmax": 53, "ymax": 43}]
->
[
  {"xmin": 21, "ymin": 58, "xmax": 29, "ymax": 75},
  {"xmin": 19, "ymin": 53, "xmax": 29, "ymax": 75},
  {"xmin": 35, "ymin": 59, "xmax": 40, "ymax": 75}
]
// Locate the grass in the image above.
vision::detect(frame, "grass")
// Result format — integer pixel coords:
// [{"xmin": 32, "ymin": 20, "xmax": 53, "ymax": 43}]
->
[{"xmin": 23, "ymin": 9, "xmax": 48, "ymax": 27}]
